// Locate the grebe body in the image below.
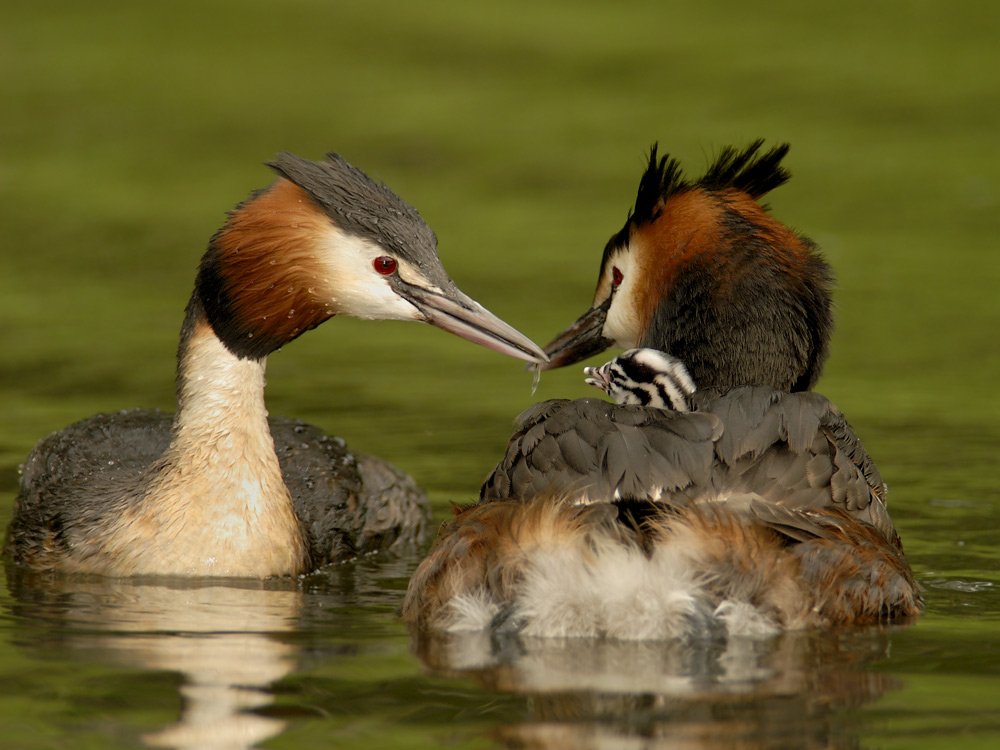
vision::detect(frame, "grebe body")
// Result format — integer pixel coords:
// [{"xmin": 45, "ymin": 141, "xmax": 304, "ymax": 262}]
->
[
  {"xmin": 402, "ymin": 142, "xmax": 921, "ymax": 637},
  {"xmin": 6, "ymin": 152, "xmax": 546, "ymax": 577}
]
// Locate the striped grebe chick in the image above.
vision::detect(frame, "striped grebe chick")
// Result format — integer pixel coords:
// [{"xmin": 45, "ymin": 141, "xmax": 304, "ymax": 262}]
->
[
  {"xmin": 5, "ymin": 152, "xmax": 547, "ymax": 578},
  {"xmin": 584, "ymin": 348, "xmax": 696, "ymax": 411}
]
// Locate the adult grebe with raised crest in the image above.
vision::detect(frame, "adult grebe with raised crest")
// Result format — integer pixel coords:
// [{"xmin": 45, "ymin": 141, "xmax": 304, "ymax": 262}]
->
[{"xmin": 403, "ymin": 142, "xmax": 921, "ymax": 638}]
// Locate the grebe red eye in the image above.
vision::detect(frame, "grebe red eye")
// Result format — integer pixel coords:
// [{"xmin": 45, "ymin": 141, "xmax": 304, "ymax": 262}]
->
[
  {"xmin": 612, "ymin": 266, "xmax": 623, "ymax": 287},
  {"xmin": 373, "ymin": 256, "xmax": 397, "ymax": 275}
]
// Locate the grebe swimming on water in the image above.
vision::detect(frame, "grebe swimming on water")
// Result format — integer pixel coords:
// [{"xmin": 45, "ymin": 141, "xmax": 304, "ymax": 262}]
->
[
  {"xmin": 5, "ymin": 152, "xmax": 547, "ymax": 578},
  {"xmin": 402, "ymin": 141, "xmax": 921, "ymax": 638}
]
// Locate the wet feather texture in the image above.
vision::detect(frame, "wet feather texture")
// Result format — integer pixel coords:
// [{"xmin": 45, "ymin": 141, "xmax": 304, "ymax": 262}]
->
[{"xmin": 401, "ymin": 494, "xmax": 919, "ymax": 638}]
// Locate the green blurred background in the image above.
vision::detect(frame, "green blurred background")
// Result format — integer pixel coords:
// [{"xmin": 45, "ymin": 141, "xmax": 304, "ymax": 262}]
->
[{"xmin": 1, "ymin": 2, "xmax": 999, "ymax": 747}]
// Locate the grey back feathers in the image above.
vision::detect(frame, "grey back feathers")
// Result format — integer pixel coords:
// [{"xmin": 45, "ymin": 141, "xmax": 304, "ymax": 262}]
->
[
  {"xmin": 481, "ymin": 397, "xmax": 724, "ymax": 505},
  {"xmin": 479, "ymin": 386, "xmax": 894, "ymax": 541}
]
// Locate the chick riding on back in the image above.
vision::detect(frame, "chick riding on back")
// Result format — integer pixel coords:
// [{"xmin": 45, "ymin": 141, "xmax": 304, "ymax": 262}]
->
[{"xmin": 402, "ymin": 141, "xmax": 921, "ymax": 638}]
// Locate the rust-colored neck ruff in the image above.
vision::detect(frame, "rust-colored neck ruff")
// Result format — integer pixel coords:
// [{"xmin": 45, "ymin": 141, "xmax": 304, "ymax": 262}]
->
[{"xmin": 196, "ymin": 179, "xmax": 337, "ymax": 360}]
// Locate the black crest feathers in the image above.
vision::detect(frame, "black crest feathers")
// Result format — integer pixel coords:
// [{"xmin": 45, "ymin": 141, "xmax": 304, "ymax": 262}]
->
[
  {"xmin": 631, "ymin": 140, "xmax": 792, "ymax": 226},
  {"xmin": 698, "ymin": 139, "xmax": 791, "ymax": 198},
  {"xmin": 632, "ymin": 145, "xmax": 686, "ymax": 227}
]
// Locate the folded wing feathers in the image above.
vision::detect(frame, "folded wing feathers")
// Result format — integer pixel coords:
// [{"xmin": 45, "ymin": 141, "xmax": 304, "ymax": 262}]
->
[{"xmin": 479, "ymin": 388, "xmax": 891, "ymax": 541}]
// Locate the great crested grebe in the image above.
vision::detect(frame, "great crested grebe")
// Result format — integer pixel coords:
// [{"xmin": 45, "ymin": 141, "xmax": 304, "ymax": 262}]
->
[
  {"xmin": 402, "ymin": 141, "xmax": 922, "ymax": 638},
  {"xmin": 5, "ymin": 151, "xmax": 547, "ymax": 578}
]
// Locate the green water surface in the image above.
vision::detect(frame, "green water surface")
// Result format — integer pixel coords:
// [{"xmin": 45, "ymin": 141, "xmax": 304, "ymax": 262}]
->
[{"xmin": 1, "ymin": 1, "xmax": 998, "ymax": 748}]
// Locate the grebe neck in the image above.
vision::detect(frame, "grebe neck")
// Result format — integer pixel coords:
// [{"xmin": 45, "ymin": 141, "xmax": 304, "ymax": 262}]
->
[
  {"xmin": 173, "ymin": 296, "xmax": 273, "ymax": 449},
  {"xmin": 91, "ymin": 296, "xmax": 309, "ymax": 577}
]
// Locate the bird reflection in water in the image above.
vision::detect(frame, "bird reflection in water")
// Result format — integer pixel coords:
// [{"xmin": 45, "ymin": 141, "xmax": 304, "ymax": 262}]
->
[
  {"xmin": 409, "ymin": 625, "xmax": 906, "ymax": 749},
  {"xmin": 6, "ymin": 569, "xmax": 302, "ymax": 750}
]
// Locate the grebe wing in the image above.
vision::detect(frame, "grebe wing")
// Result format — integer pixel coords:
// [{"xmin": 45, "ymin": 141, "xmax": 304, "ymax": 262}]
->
[
  {"xmin": 271, "ymin": 418, "xmax": 429, "ymax": 566},
  {"xmin": 478, "ymin": 388, "xmax": 894, "ymax": 541},
  {"xmin": 693, "ymin": 387, "xmax": 894, "ymax": 540},
  {"xmin": 479, "ymin": 398, "xmax": 723, "ymax": 504}
]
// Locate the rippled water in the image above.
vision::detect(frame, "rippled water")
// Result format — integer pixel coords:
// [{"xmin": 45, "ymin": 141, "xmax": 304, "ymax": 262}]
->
[
  {"xmin": 2, "ymin": 535, "xmax": 998, "ymax": 749},
  {"xmin": 2, "ymin": 1, "xmax": 999, "ymax": 748}
]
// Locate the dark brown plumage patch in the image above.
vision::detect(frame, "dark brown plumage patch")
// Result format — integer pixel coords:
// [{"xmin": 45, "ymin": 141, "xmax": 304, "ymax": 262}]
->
[
  {"xmin": 608, "ymin": 141, "xmax": 834, "ymax": 392},
  {"xmin": 267, "ymin": 151, "xmax": 441, "ymax": 276},
  {"xmin": 791, "ymin": 511, "xmax": 923, "ymax": 624},
  {"xmin": 196, "ymin": 179, "xmax": 337, "ymax": 359}
]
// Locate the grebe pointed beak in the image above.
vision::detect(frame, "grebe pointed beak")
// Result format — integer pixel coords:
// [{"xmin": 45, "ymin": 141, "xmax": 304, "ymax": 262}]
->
[
  {"xmin": 538, "ymin": 296, "xmax": 613, "ymax": 370},
  {"xmin": 398, "ymin": 280, "xmax": 549, "ymax": 365}
]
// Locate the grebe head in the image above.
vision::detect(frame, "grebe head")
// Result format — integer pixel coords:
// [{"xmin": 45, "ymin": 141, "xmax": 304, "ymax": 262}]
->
[
  {"xmin": 584, "ymin": 348, "xmax": 695, "ymax": 411},
  {"xmin": 541, "ymin": 140, "xmax": 833, "ymax": 392},
  {"xmin": 195, "ymin": 151, "xmax": 548, "ymax": 364}
]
